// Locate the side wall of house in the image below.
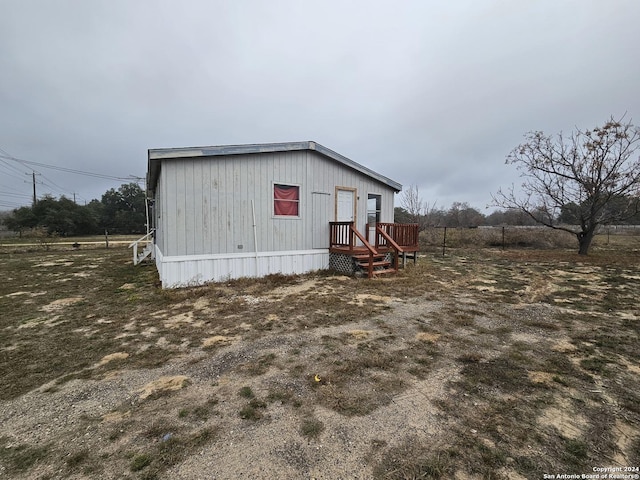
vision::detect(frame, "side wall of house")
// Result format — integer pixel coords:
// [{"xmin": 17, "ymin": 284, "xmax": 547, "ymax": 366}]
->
[
  {"xmin": 152, "ymin": 150, "xmax": 396, "ymax": 286},
  {"xmin": 155, "ymin": 150, "xmax": 395, "ymax": 256},
  {"xmin": 153, "ymin": 170, "xmax": 164, "ymax": 254}
]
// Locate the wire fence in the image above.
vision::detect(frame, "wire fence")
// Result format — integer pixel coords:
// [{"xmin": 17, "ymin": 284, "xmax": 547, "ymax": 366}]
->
[{"xmin": 419, "ymin": 225, "xmax": 640, "ymax": 255}]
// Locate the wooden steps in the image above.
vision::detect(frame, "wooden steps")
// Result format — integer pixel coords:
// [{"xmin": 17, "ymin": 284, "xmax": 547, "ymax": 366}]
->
[
  {"xmin": 352, "ymin": 253, "xmax": 397, "ymax": 277},
  {"xmin": 328, "ymin": 222, "xmax": 420, "ymax": 279}
]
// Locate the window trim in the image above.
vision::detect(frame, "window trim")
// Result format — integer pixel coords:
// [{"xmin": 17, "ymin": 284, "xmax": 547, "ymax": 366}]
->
[
  {"xmin": 273, "ymin": 182, "xmax": 301, "ymax": 218},
  {"xmin": 367, "ymin": 193, "xmax": 382, "ymax": 226}
]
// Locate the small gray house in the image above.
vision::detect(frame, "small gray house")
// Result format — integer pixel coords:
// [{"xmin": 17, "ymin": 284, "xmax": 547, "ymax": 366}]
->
[{"xmin": 137, "ymin": 141, "xmax": 418, "ymax": 288}]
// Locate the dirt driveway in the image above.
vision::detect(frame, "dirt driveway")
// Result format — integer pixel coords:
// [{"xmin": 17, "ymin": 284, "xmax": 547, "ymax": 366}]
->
[{"xmin": 0, "ymin": 247, "xmax": 639, "ymax": 479}]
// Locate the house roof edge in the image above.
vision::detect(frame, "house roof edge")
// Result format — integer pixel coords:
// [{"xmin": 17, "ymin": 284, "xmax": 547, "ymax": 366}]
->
[{"xmin": 147, "ymin": 141, "xmax": 402, "ymax": 193}]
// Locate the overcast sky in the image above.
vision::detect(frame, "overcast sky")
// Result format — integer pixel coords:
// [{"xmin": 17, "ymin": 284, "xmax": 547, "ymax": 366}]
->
[{"xmin": 1, "ymin": 0, "xmax": 639, "ymax": 212}]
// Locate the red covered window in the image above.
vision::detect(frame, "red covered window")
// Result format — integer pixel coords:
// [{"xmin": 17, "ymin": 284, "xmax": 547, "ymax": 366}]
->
[{"xmin": 274, "ymin": 184, "xmax": 299, "ymax": 216}]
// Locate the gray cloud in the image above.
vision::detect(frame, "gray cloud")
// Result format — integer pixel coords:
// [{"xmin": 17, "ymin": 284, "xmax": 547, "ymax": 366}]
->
[{"xmin": 1, "ymin": 0, "xmax": 638, "ymax": 210}]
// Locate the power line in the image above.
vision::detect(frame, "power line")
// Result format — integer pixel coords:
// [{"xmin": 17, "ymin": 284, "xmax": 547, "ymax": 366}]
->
[
  {"xmin": 43, "ymin": 177, "xmax": 72, "ymax": 194},
  {"xmin": 0, "ymin": 179, "xmax": 29, "ymax": 193},
  {"xmin": 0, "ymin": 158, "xmax": 31, "ymax": 177},
  {"xmin": 1, "ymin": 152, "xmax": 72, "ymax": 202},
  {"xmin": 0, "ymin": 168, "xmax": 28, "ymax": 184},
  {"xmin": 0, "ymin": 146, "xmax": 144, "ymax": 210},
  {"xmin": 40, "ymin": 179, "xmax": 72, "ymax": 198},
  {"xmin": 0, "ymin": 191, "xmax": 32, "ymax": 199},
  {"xmin": 0, "ymin": 152, "xmax": 140, "ymax": 182}
]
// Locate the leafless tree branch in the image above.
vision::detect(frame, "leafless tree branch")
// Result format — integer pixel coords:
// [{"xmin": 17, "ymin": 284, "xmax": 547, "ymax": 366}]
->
[{"xmin": 492, "ymin": 116, "xmax": 640, "ymax": 254}]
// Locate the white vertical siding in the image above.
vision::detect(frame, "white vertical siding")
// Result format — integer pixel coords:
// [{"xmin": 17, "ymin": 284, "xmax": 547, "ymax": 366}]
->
[
  {"xmin": 156, "ymin": 150, "xmax": 397, "ymax": 257},
  {"xmin": 200, "ymin": 159, "xmax": 210, "ymax": 253},
  {"xmin": 154, "ymin": 171, "xmax": 165, "ymax": 253},
  {"xmin": 155, "ymin": 249, "xmax": 330, "ymax": 288}
]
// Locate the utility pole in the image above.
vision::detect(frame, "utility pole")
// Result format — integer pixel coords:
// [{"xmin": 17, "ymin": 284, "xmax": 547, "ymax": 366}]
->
[{"xmin": 26, "ymin": 171, "xmax": 40, "ymax": 206}]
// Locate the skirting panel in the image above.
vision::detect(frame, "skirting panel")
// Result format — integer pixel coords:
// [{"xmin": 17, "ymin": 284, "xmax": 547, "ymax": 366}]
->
[
  {"xmin": 328, "ymin": 252, "xmax": 395, "ymax": 276},
  {"xmin": 154, "ymin": 247, "xmax": 329, "ymax": 288},
  {"xmin": 329, "ymin": 253, "xmax": 356, "ymax": 275}
]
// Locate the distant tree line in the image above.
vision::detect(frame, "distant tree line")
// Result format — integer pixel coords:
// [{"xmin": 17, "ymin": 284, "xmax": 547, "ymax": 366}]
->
[
  {"xmin": 395, "ymin": 189, "xmax": 640, "ymax": 229},
  {"xmin": 2, "ymin": 183, "xmax": 147, "ymax": 236},
  {"xmin": 394, "ymin": 202, "xmax": 537, "ymax": 228}
]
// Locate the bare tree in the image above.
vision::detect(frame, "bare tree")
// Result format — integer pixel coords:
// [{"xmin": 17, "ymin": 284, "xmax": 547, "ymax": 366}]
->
[
  {"xmin": 400, "ymin": 185, "xmax": 435, "ymax": 231},
  {"xmin": 400, "ymin": 185, "xmax": 423, "ymax": 222},
  {"xmin": 493, "ymin": 117, "xmax": 640, "ymax": 254}
]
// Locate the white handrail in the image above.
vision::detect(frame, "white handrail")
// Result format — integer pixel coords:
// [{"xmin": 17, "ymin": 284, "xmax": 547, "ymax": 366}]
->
[
  {"xmin": 128, "ymin": 230, "xmax": 154, "ymax": 248},
  {"xmin": 128, "ymin": 229, "xmax": 155, "ymax": 265}
]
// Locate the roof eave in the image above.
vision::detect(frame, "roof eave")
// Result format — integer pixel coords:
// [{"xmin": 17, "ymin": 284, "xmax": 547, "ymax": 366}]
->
[{"xmin": 147, "ymin": 141, "xmax": 402, "ymax": 193}]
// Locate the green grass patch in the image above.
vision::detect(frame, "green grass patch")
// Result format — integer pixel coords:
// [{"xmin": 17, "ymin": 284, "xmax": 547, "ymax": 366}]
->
[
  {"xmin": 0, "ymin": 441, "xmax": 51, "ymax": 475},
  {"xmin": 300, "ymin": 417, "xmax": 324, "ymax": 439},
  {"xmin": 130, "ymin": 453, "xmax": 153, "ymax": 472},
  {"xmin": 238, "ymin": 386, "xmax": 254, "ymax": 398},
  {"xmin": 239, "ymin": 398, "xmax": 267, "ymax": 420}
]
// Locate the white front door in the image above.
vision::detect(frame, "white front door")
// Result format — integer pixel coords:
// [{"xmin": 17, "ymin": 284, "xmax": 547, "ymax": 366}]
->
[{"xmin": 336, "ymin": 189, "xmax": 355, "ymax": 222}]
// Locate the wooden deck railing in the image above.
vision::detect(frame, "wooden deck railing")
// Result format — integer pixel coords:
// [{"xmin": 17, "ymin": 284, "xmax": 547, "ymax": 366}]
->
[
  {"xmin": 329, "ymin": 221, "xmax": 355, "ymax": 251},
  {"xmin": 330, "ymin": 222, "xmax": 419, "ymax": 251},
  {"xmin": 351, "ymin": 226, "xmax": 377, "ymax": 278},
  {"xmin": 329, "ymin": 221, "xmax": 378, "ymax": 277},
  {"xmin": 374, "ymin": 223, "xmax": 419, "ymax": 250},
  {"xmin": 375, "ymin": 223, "xmax": 419, "ymax": 268},
  {"xmin": 375, "ymin": 226, "xmax": 401, "ymax": 270},
  {"xmin": 329, "ymin": 222, "xmax": 420, "ymax": 276}
]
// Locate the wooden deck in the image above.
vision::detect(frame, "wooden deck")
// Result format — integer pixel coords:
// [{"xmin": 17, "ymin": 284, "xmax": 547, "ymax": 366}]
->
[
  {"xmin": 329, "ymin": 245, "xmax": 379, "ymax": 255},
  {"xmin": 328, "ymin": 222, "xmax": 419, "ymax": 278}
]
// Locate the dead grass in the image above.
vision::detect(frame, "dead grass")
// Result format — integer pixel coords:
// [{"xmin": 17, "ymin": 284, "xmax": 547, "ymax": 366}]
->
[
  {"xmin": 372, "ymin": 436, "xmax": 454, "ymax": 479},
  {"xmin": 0, "ymin": 438, "xmax": 51, "ymax": 476},
  {"xmin": 1, "ymin": 239, "xmax": 639, "ymax": 478}
]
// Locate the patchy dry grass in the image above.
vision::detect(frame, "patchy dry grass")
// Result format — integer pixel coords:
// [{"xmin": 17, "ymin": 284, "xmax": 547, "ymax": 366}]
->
[{"xmin": 1, "ymin": 236, "xmax": 639, "ymax": 478}]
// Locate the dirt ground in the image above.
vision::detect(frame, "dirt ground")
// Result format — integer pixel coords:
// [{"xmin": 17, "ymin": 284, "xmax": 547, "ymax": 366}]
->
[{"xmin": 0, "ymin": 242, "xmax": 639, "ymax": 479}]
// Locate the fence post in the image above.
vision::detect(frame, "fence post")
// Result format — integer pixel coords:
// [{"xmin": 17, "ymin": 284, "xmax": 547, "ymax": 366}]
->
[
  {"xmin": 502, "ymin": 226, "xmax": 505, "ymax": 251},
  {"xmin": 442, "ymin": 227, "xmax": 447, "ymax": 256},
  {"xmin": 104, "ymin": 230, "xmax": 109, "ymax": 249}
]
